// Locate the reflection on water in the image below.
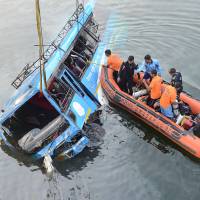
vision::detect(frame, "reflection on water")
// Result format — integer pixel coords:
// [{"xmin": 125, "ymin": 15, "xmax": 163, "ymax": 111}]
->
[
  {"xmin": 109, "ymin": 105, "xmax": 172, "ymax": 154},
  {"xmin": 0, "ymin": 143, "xmax": 40, "ymax": 168},
  {"xmin": 1, "ymin": 0, "xmax": 200, "ymax": 200},
  {"xmin": 54, "ymin": 148, "xmax": 100, "ymax": 178}
]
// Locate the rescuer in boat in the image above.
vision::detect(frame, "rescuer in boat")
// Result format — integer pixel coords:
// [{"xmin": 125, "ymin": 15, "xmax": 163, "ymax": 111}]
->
[
  {"xmin": 138, "ymin": 54, "xmax": 162, "ymax": 87},
  {"xmin": 168, "ymin": 68, "xmax": 183, "ymax": 95},
  {"xmin": 157, "ymin": 84, "xmax": 177, "ymax": 120},
  {"xmin": 118, "ymin": 55, "xmax": 139, "ymax": 95},
  {"xmin": 191, "ymin": 114, "xmax": 200, "ymax": 137},
  {"xmin": 104, "ymin": 49, "xmax": 123, "ymax": 80},
  {"xmin": 143, "ymin": 69, "xmax": 162, "ymax": 107}
]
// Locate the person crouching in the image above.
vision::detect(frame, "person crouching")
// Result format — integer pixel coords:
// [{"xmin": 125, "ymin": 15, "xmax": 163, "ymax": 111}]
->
[
  {"xmin": 159, "ymin": 84, "xmax": 177, "ymax": 120},
  {"xmin": 144, "ymin": 69, "xmax": 162, "ymax": 108}
]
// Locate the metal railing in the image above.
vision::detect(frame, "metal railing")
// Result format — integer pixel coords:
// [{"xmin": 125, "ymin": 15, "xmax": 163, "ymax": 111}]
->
[{"xmin": 11, "ymin": 4, "xmax": 85, "ymax": 89}]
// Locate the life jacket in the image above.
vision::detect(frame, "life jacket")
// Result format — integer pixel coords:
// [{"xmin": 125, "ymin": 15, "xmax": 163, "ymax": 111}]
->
[
  {"xmin": 107, "ymin": 54, "xmax": 123, "ymax": 72},
  {"xmin": 149, "ymin": 75, "xmax": 162, "ymax": 99},
  {"xmin": 160, "ymin": 84, "xmax": 177, "ymax": 109}
]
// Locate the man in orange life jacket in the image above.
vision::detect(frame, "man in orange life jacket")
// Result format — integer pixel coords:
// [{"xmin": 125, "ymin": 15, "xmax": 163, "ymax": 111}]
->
[
  {"xmin": 104, "ymin": 49, "xmax": 123, "ymax": 80},
  {"xmin": 144, "ymin": 69, "xmax": 162, "ymax": 107},
  {"xmin": 159, "ymin": 84, "xmax": 177, "ymax": 119}
]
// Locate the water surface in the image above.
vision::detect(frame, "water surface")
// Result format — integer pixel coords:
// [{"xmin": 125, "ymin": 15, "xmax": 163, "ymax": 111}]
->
[{"xmin": 0, "ymin": 0, "xmax": 200, "ymax": 199}]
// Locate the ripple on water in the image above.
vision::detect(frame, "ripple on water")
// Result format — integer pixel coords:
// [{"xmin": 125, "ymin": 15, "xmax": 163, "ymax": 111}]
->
[{"xmin": 1, "ymin": 0, "xmax": 200, "ymax": 200}]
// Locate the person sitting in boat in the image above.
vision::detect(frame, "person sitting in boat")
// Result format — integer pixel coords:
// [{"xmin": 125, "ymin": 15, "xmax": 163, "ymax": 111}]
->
[
  {"xmin": 186, "ymin": 114, "xmax": 200, "ymax": 137},
  {"xmin": 118, "ymin": 55, "xmax": 138, "ymax": 95},
  {"xmin": 104, "ymin": 49, "xmax": 123, "ymax": 80},
  {"xmin": 169, "ymin": 68, "xmax": 183, "ymax": 95},
  {"xmin": 143, "ymin": 69, "xmax": 162, "ymax": 107},
  {"xmin": 158, "ymin": 84, "xmax": 177, "ymax": 120},
  {"xmin": 191, "ymin": 114, "xmax": 200, "ymax": 137},
  {"xmin": 138, "ymin": 54, "xmax": 162, "ymax": 87}
]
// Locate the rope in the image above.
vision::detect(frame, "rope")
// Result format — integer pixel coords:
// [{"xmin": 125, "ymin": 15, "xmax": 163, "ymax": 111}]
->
[
  {"xmin": 35, "ymin": 0, "xmax": 47, "ymax": 93},
  {"xmin": 86, "ymin": 60, "xmax": 116, "ymax": 71}
]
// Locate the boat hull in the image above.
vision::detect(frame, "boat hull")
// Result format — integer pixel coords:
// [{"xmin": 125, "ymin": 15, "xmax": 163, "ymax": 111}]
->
[{"xmin": 101, "ymin": 67, "xmax": 200, "ymax": 159}]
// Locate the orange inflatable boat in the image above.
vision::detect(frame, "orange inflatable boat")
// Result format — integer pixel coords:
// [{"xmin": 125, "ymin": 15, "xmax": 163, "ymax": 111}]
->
[{"xmin": 101, "ymin": 67, "xmax": 200, "ymax": 159}]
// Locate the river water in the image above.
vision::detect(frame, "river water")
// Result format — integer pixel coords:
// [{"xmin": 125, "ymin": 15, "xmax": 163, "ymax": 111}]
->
[{"xmin": 0, "ymin": 0, "xmax": 200, "ymax": 199}]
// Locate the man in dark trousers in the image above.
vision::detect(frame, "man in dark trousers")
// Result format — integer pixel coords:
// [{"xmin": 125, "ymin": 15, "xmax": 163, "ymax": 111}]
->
[
  {"xmin": 169, "ymin": 68, "xmax": 183, "ymax": 94},
  {"xmin": 190, "ymin": 114, "xmax": 200, "ymax": 137},
  {"xmin": 103, "ymin": 49, "xmax": 123, "ymax": 82},
  {"xmin": 118, "ymin": 56, "xmax": 138, "ymax": 95}
]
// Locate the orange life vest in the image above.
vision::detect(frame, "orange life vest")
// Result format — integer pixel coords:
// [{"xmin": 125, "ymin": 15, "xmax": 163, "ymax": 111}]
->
[
  {"xmin": 107, "ymin": 54, "xmax": 123, "ymax": 72},
  {"xmin": 160, "ymin": 84, "xmax": 177, "ymax": 109},
  {"xmin": 149, "ymin": 75, "xmax": 162, "ymax": 99}
]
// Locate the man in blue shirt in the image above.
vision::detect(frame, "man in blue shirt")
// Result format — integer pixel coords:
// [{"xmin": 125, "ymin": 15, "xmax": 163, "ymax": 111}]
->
[{"xmin": 138, "ymin": 55, "xmax": 162, "ymax": 85}]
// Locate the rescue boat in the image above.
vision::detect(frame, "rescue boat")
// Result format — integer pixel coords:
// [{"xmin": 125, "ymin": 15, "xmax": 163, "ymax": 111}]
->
[
  {"xmin": 101, "ymin": 66, "xmax": 200, "ymax": 159},
  {"xmin": 0, "ymin": 1, "xmax": 105, "ymax": 165}
]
